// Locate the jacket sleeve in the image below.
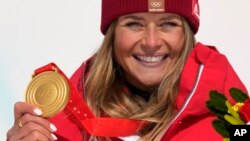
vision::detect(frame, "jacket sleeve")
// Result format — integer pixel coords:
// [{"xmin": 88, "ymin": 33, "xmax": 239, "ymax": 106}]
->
[
  {"xmin": 197, "ymin": 43, "xmax": 248, "ymax": 103},
  {"xmin": 223, "ymin": 59, "xmax": 248, "ymax": 104}
]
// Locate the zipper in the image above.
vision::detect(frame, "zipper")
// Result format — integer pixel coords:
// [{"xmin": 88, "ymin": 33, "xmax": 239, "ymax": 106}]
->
[{"xmin": 159, "ymin": 64, "xmax": 204, "ymax": 140}]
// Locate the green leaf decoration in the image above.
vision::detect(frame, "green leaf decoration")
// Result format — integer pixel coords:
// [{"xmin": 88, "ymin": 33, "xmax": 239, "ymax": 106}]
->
[
  {"xmin": 206, "ymin": 101, "xmax": 227, "ymax": 117},
  {"xmin": 212, "ymin": 119, "xmax": 230, "ymax": 138},
  {"xmin": 229, "ymin": 87, "xmax": 249, "ymax": 103},
  {"xmin": 206, "ymin": 90, "xmax": 228, "ymax": 116},
  {"xmin": 206, "ymin": 87, "xmax": 249, "ymax": 139},
  {"xmin": 210, "ymin": 90, "xmax": 227, "ymax": 102}
]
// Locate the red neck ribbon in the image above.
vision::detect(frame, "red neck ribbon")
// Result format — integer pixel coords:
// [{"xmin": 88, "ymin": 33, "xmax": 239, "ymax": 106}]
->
[{"xmin": 34, "ymin": 63, "xmax": 145, "ymax": 137}]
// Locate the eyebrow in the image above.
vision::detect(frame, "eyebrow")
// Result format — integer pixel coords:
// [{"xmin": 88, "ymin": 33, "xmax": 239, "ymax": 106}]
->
[
  {"xmin": 121, "ymin": 15, "xmax": 145, "ymax": 21},
  {"xmin": 159, "ymin": 15, "xmax": 181, "ymax": 21},
  {"xmin": 120, "ymin": 14, "xmax": 181, "ymax": 21}
]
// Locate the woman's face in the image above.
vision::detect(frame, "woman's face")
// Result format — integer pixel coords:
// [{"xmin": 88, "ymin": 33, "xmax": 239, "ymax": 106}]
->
[{"xmin": 114, "ymin": 13, "xmax": 184, "ymax": 91}]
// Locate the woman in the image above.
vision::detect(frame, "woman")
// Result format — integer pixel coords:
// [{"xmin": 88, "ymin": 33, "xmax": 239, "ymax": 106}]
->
[{"xmin": 6, "ymin": 0, "xmax": 248, "ymax": 140}]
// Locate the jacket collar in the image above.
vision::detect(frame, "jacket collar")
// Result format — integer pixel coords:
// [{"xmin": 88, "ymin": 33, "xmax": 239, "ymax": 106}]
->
[{"xmin": 176, "ymin": 42, "xmax": 216, "ymax": 109}]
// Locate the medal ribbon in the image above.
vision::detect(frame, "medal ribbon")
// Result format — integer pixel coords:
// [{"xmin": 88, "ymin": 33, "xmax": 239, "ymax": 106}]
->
[{"xmin": 33, "ymin": 63, "xmax": 144, "ymax": 137}]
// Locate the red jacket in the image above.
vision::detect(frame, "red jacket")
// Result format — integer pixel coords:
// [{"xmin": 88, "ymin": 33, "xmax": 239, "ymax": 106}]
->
[{"xmin": 49, "ymin": 42, "xmax": 248, "ymax": 140}]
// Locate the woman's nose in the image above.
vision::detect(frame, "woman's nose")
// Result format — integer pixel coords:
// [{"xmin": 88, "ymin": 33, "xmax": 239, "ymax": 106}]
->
[{"xmin": 141, "ymin": 24, "xmax": 161, "ymax": 52}]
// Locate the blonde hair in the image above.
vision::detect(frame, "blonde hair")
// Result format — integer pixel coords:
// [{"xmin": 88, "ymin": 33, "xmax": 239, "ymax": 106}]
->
[{"xmin": 85, "ymin": 18, "xmax": 196, "ymax": 140}]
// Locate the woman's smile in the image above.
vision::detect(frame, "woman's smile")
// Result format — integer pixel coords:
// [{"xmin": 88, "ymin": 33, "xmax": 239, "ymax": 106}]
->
[{"xmin": 133, "ymin": 54, "xmax": 169, "ymax": 67}]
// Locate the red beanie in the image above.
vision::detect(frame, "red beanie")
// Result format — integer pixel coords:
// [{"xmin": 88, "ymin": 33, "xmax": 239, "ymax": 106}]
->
[{"xmin": 101, "ymin": 0, "xmax": 200, "ymax": 34}]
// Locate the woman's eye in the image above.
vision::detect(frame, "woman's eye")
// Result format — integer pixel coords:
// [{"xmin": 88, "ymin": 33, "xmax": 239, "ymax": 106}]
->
[
  {"xmin": 160, "ymin": 21, "xmax": 180, "ymax": 31},
  {"xmin": 161, "ymin": 21, "xmax": 178, "ymax": 27},
  {"xmin": 124, "ymin": 21, "xmax": 143, "ymax": 30}
]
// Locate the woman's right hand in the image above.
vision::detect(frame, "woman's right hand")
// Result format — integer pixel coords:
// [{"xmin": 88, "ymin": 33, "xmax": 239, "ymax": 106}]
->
[{"xmin": 7, "ymin": 102, "xmax": 58, "ymax": 141}]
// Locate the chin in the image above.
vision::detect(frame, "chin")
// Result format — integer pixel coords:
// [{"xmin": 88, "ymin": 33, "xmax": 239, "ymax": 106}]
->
[{"xmin": 140, "ymin": 79, "xmax": 161, "ymax": 88}]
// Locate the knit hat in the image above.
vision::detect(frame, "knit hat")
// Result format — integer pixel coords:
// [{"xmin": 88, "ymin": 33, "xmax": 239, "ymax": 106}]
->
[{"xmin": 101, "ymin": 0, "xmax": 200, "ymax": 34}]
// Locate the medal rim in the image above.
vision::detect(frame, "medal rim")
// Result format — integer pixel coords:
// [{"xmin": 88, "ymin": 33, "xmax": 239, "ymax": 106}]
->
[{"xmin": 25, "ymin": 71, "xmax": 69, "ymax": 117}]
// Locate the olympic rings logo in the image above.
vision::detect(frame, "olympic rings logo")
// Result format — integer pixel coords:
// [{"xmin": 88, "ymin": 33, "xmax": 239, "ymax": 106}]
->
[{"xmin": 151, "ymin": 2, "xmax": 162, "ymax": 8}]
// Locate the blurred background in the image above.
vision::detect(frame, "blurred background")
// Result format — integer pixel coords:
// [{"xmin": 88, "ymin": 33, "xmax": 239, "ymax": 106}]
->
[{"xmin": 1, "ymin": 0, "xmax": 250, "ymax": 140}]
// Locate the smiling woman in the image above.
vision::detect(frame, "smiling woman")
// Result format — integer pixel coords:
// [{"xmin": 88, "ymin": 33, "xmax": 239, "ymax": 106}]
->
[{"xmin": 5, "ymin": 0, "xmax": 249, "ymax": 141}]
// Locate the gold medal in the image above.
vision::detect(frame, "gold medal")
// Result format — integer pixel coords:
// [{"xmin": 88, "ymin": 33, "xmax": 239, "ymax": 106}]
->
[{"xmin": 25, "ymin": 71, "xmax": 69, "ymax": 117}]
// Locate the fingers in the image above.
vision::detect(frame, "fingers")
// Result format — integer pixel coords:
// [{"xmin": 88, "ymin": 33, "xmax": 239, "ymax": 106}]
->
[
  {"xmin": 12, "ymin": 102, "xmax": 43, "ymax": 131},
  {"xmin": 14, "ymin": 101, "xmax": 42, "ymax": 119},
  {"xmin": 18, "ymin": 113, "xmax": 57, "ymax": 132},
  {"xmin": 21, "ymin": 130, "xmax": 51, "ymax": 141},
  {"xmin": 22, "ymin": 130, "xmax": 57, "ymax": 141},
  {"xmin": 10, "ymin": 121, "xmax": 57, "ymax": 141},
  {"xmin": 7, "ymin": 101, "xmax": 58, "ymax": 140},
  {"xmin": 7, "ymin": 102, "xmax": 40, "ymax": 139},
  {"xmin": 8, "ymin": 113, "xmax": 58, "ymax": 140},
  {"xmin": 9, "ymin": 130, "xmax": 57, "ymax": 141}
]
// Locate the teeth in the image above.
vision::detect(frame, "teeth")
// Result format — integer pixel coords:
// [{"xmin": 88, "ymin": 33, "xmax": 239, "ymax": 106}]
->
[{"xmin": 136, "ymin": 55, "xmax": 164, "ymax": 63}]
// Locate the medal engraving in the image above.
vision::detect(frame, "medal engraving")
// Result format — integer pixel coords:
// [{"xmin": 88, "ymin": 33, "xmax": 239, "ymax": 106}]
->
[{"xmin": 25, "ymin": 71, "xmax": 69, "ymax": 117}]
